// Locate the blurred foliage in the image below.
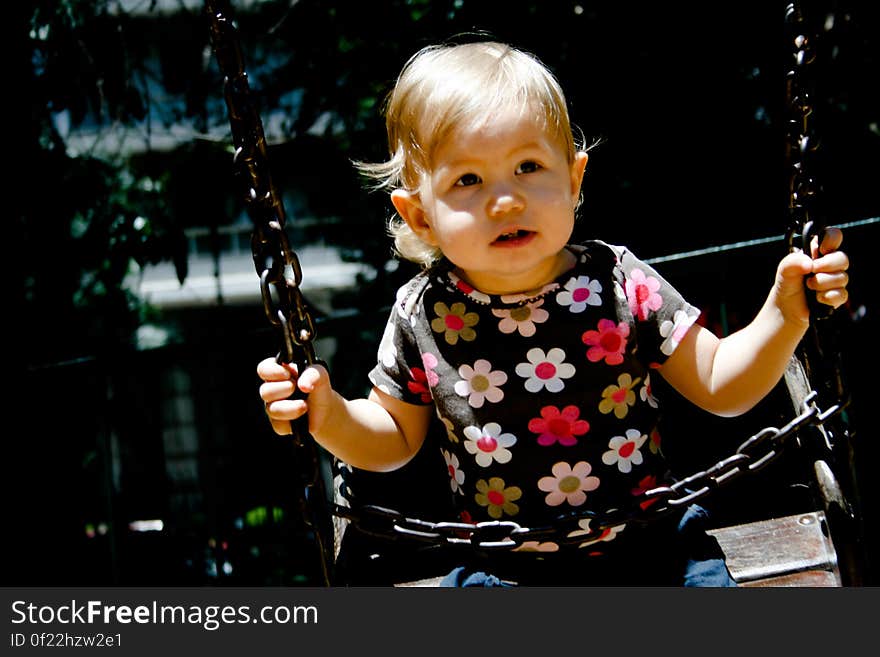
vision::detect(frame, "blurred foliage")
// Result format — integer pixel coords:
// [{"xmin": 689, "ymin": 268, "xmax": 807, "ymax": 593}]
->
[{"xmin": 25, "ymin": 0, "xmax": 189, "ymax": 364}]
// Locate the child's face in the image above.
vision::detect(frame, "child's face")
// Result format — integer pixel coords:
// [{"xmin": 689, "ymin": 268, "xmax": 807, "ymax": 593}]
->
[{"xmin": 392, "ymin": 108, "xmax": 587, "ymax": 295}]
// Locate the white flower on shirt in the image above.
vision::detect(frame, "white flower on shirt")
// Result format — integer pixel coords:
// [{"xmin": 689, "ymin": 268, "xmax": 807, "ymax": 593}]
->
[
  {"xmin": 556, "ymin": 275, "xmax": 603, "ymax": 313},
  {"xmin": 442, "ymin": 449, "xmax": 465, "ymax": 495},
  {"xmin": 625, "ymin": 268, "xmax": 663, "ymax": 321},
  {"xmin": 454, "ymin": 359, "xmax": 507, "ymax": 408},
  {"xmin": 377, "ymin": 322, "xmax": 397, "ymax": 368},
  {"xmin": 463, "ymin": 423, "xmax": 517, "ymax": 467},
  {"xmin": 602, "ymin": 428, "xmax": 648, "ymax": 473},
  {"xmin": 515, "ymin": 347, "xmax": 576, "ymax": 393}
]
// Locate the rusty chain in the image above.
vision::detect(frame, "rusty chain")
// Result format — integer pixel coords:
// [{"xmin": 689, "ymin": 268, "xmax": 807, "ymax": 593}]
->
[
  {"xmin": 784, "ymin": 0, "xmax": 854, "ymax": 462},
  {"xmin": 333, "ymin": 392, "xmax": 846, "ymax": 549},
  {"xmin": 204, "ymin": 2, "xmax": 318, "ymax": 372},
  {"xmin": 204, "ymin": 0, "xmax": 333, "ymax": 585},
  {"xmin": 784, "ymin": 1, "xmax": 848, "ymax": 396},
  {"xmin": 783, "ymin": 0, "xmax": 865, "ymax": 585},
  {"xmin": 785, "ymin": 1, "xmax": 825, "ymax": 257}
]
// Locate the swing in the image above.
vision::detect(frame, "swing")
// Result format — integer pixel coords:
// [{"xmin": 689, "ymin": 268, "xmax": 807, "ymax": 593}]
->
[{"xmin": 205, "ymin": 0, "xmax": 867, "ymax": 587}]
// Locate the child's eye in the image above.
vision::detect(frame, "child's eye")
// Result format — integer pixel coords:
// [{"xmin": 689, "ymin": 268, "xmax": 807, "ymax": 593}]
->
[
  {"xmin": 454, "ymin": 173, "xmax": 481, "ymax": 187},
  {"xmin": 516, "ymin": 160, "xmax": 541, "ymax": 175}
]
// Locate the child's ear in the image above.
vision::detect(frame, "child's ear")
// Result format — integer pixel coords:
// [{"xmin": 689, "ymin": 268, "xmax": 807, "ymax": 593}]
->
[
  {"xmin": 391, "ymin": 189, "xmax": 437, "ymax": 245},
  {"xmin": 570, "ymin": 151, "xmax": 589, "ymax": 201}
]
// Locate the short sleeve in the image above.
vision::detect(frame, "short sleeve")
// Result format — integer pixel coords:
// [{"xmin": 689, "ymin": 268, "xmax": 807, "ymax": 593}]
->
[
  {"xmin": 367, "ymin": 277, "xmax": 434, "ymax": 405},
  {"xmin": 616, "ymin": 246, "xmax": 701, "ymax": 366}
]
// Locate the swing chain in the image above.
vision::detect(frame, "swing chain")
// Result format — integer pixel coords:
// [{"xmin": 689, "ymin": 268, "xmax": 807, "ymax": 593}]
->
[
  {"xmin": 785, "ymin": 0, "xmax": 825, "ymax": 256},
  {"xmin": 205, "ymin": 0, "xmax": 333, "ymax": 585},
  {"xmin": 334, "ymin": 392, "xmax": 845, "ymax": 549},
  {"xmin": 784, "ymin": 1, "xmax": 866, "ymax": 586},
  {"xmin": 205, "ymin": 0, "xmax": 318, "ymax": 370}
]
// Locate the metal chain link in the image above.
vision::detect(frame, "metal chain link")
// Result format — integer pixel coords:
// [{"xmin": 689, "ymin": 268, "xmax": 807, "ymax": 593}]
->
[
  {"xmin": 786, "ymin": 1, "xmax": 824, "ymax": 256},
  {"xmin": 783, "ymin": 1, "xmax": 865, "ymax": 586},
  {"xmin": 205, "ymin": 0, "xmax": 318, "ymax": 371},
  {"xmin": 783, "ymin": 1, "xmax": 855, "ymax": 452},
  {"xmin": 333, "ymin": 392, "xmax": 846, "ymax": 549},
  {"xmin": 204, "ymin": 0, "xmax": 333, "ymax": 585}
]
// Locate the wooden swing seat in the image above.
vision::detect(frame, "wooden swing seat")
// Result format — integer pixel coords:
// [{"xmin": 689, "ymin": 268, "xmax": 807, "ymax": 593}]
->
[
  {"xmin": 708, "ymin": 510, "xmax": 841, "ymax": 587},
  {"xmin": 393, "ymin": 511, "xmax": 840, "ymax": 587}
]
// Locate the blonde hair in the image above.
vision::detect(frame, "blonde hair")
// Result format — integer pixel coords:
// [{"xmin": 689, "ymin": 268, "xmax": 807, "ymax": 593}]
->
[{"xmin": 356, "ymin": 41, "xmax": 582, "ymax": 267}]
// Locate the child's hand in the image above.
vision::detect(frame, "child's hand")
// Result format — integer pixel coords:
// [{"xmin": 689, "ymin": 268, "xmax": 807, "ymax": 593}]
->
[
  {"xmin": 257, "ymin": 357, "xmax": 336, "ymax": 436},
  {"xmin": 774, "ymin": 226, "xmax": 849, "ymax": 326}
]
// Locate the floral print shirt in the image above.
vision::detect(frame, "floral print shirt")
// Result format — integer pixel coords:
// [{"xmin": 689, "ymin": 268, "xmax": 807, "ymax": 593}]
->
[{"xmin": 368, "ymin": 241, "xmax": 701, "ymax": 552}]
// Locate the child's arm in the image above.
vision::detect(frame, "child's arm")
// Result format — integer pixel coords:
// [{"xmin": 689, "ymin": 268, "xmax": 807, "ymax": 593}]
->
[
  {"xmin": 660, "ymin": 227, "xmax": 849, "ymax": 417},
  {"xmin": 258, "ymin": 359, "xmax": 433, "ymax": 472}
]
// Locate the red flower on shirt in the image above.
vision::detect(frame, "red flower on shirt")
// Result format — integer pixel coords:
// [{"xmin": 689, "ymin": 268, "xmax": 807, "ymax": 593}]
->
[
  {"xmin": 582, "ymin": 319, "xmax": 630, "ymax": 365},
  {"xmin": 528, "ymin": 405, "xmax": 590, "ymax": 446}
]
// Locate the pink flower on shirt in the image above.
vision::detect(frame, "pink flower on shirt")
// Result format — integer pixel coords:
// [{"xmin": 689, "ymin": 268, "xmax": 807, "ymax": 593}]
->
[
  {"xmin": 454, "ymin": 359, "xmax": 507, "ymax": 408},
  {"xmin": 537, "ymin": 461, "xmax": 600, "ymax": 507},
  {"xmin": 659, "ymin": 309, "xmax": 697, "ymax": 356},
  {"xmin": 422, "ymin": 352, "xmax": 439, "ymax": 386},
  {"xmin": 492, "ymin": 299, "xmax": 549, "ymax": 337},
  {"xmin": 625, "ymin": 268, "xmax": 663, "ymax": 320}
]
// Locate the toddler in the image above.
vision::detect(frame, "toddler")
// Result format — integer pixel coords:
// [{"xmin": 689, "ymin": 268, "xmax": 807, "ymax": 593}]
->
[{"xmin": 258, "ymin": 41, "xmax": 849, "ymax": 586}]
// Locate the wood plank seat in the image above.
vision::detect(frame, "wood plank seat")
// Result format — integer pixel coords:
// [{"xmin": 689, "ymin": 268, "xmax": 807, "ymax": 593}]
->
[
  {"xmin": 394, "ymin": 511, "xmax": 841, "ymax": 587},
  {"xmin": 707, "ymin": 510, "xmax": 841, "ymax": 587}
]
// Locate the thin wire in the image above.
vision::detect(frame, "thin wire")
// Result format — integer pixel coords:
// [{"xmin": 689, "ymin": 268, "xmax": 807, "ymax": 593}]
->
[{"xmin": 645, "ymin": 216, "xmax": 878, "ymax": 265}]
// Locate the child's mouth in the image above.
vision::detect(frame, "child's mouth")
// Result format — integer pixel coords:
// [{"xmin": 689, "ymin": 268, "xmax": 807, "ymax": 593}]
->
[{"xmin": 493, "ymin": 229, "xmax": 534, "ymax": 245}]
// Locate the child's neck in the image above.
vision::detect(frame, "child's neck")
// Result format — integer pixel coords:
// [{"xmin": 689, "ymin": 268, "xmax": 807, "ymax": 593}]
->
[{"xmin": 454, "ymin": 248, "xmax": 576, "ymax": 297}]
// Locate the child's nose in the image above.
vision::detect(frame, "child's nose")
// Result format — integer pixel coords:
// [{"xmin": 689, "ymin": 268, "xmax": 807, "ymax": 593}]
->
[{"xmin": 487, "ymin": 187, "xmax": 525, "ymax": 217}]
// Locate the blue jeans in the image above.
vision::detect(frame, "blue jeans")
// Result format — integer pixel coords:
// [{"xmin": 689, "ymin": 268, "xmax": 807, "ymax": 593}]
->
[{"xmin": 439, "ymin": 504, "xmax": 737, "ymax": 587}]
